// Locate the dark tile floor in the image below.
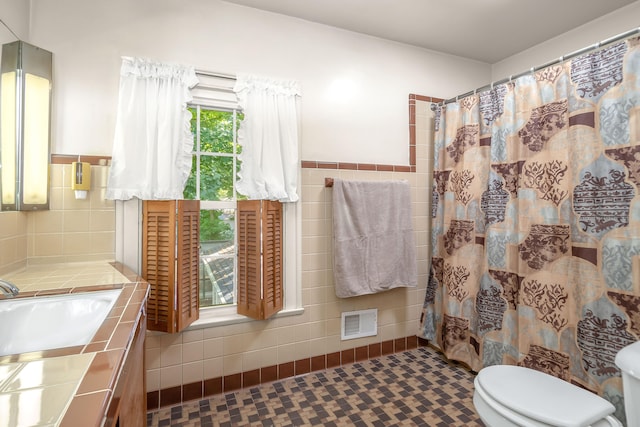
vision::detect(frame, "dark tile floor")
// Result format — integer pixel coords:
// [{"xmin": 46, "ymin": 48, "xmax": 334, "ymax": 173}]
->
[{"xmin": 146, "ymin": 346, "xmax": 485, "ymax": 426}]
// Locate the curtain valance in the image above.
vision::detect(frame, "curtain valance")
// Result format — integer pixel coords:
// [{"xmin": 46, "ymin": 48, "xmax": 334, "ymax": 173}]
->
[
  {"xmin": 106, "ymin": 57, "xmax": 198, "ymax": 200},
  {"xmin": 234, "ymin": 73, "xmax": 301, "ymax": 203}
]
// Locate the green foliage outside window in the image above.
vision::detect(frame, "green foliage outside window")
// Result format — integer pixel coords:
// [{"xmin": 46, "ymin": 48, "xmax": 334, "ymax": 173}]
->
[{"xmin": 184, "ymin": 108, "xmax": 244, "ymax": 242}]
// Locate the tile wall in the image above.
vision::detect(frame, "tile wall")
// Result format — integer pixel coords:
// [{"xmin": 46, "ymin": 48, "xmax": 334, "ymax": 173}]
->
[
  {"xmin": 0, "ymin": 211, "xmax": 27, "ymax": 274},
  {"xmin": 144, "ymin": 97, "xmax": 438, "ymax": 409},
  {"xmin": 0, "ymin": 96, "xmax": 438, "ymax": 410},
  {"xmin": 0, "ymin": 163, "xmax": 116, "ymax": 274}
]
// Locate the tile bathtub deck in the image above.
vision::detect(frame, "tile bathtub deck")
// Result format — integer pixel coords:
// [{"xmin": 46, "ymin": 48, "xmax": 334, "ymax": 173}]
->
[{"xmin": 146, "ymin": 346, "xmax": 484, "ymax": 427}]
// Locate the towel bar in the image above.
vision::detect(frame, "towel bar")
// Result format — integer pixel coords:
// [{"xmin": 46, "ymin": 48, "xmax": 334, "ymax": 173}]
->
[{"xmin": 325, "ymin": 178, "xmax": 334, "ymax": 187}]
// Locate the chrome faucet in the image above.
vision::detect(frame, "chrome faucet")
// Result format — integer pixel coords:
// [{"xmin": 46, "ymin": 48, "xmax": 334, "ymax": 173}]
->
[{"xmin": 0, "ymin": 279, "xmax": 19, "ymax": 297}]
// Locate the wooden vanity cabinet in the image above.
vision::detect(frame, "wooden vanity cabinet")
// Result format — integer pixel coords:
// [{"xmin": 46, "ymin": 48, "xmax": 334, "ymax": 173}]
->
[{"xmin": 105, "ymin": 305, "xmax": 147, "ymax": 427}]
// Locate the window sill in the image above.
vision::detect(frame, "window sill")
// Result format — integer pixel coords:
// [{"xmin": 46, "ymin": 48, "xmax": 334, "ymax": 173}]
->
[{"xmin": 187, "ymin": 305, "xmax": 305, "ymax": 330}]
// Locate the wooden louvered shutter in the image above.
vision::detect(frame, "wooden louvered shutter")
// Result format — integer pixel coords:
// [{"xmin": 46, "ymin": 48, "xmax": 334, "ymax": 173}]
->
[
  {"xmin": 237, "ymin": 200, "xmax": 261, "ymax": 319},
  {"xmin": 237, "ymin": 200, "xmax": 283, "ymax": 320},
  {"xmin": 262, "ymin": 200, "xmax": 283, "ymax": 319},
  {"xmin": 176, "ymin": 201, "xmax": 200, "ymax": 331},
  {"xmin": 143, "ymin": 200, "xmax": 200, "ymax": 333}
]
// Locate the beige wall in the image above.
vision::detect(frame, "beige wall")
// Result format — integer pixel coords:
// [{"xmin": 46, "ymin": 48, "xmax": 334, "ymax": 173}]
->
[
  {"xmin": 0, "ymin": 163, "xmax": 116, "ymax": 274},
  {"xmin": 144, "ymin": 99, "xmax": 434, "ymax": 395},
  {"xmin": 0, "ymin": 211, "xmax": 27, "ymax": 274},
  {"xmin": 0, "ymin": 97, "xmax": 434, "ymax": 401}
]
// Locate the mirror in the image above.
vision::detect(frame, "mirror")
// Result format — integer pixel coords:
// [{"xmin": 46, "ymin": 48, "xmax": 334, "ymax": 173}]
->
[{"xmin": 0, "ymin": 17, "xmax": 52, "ymax": 211}]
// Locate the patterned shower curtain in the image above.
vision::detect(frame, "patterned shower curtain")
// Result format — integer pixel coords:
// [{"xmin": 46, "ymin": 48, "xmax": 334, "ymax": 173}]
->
[{"xmin": 419, "ymin": 36, "xmax": 640, "ymax": 423}]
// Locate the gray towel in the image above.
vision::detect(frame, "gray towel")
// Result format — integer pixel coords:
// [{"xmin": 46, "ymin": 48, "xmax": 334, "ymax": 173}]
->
[{"xmin": 332, "ymin": 179, "xmax": 417, "ymax": 298}]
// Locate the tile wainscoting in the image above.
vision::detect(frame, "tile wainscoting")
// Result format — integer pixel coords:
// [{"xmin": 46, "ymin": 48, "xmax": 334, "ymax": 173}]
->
[
  {"xmin": 147, "ymin": 335, "xmax": 429, "ymax": 410},
  {"xmin": 145, "ymin": 95, "xmax": 439, "ymax": 411}
]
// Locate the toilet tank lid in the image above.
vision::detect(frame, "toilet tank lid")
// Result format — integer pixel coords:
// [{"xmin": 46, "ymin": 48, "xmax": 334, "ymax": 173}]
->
[
  {"xmin": 615, "ymin": 340, "xmax": 640, "ymax": 379},
  {"xmin": 476, "ymin": 365, "xmax": 615, "ymax": 427}
]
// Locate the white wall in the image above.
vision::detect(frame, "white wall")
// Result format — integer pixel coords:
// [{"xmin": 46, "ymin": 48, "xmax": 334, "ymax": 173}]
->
[
  {"xmin": 492, "ymin": 1, "xmax": 640, "ymax": 81},
  {"xmin": 0, "ymin": 0, "xmax": 29, "ymax": 43},
  {"xmin": 27, "ymin": 0, "xmax": 489, "ymax": 166},
  {"xmin": 5, "ymin": 1, "xmax": 640, "ymax": 164}
]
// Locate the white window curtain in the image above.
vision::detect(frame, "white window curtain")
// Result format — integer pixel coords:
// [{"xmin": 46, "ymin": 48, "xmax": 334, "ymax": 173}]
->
[
  {"xmin": 105, "ymin": 57, "xmax": 199, "ymax": 200},
  {"xmin": 233, "ymin": 73, "xmax": 300, "ymax": 203}
]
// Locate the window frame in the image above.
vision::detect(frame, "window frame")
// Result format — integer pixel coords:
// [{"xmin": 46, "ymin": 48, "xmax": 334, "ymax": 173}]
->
[
  {"xmin": 187, "ymin": 105, "xmax": 241, "ymax": 309},
  {"xmin": 187, "ymin": 72, "xmax": 303, "ymax": 328}
]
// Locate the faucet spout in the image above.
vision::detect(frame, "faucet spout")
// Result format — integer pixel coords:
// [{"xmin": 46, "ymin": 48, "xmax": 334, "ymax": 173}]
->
[{"xmin": 0, "ymin": 279, "xmax": 19, "ymax": 297}]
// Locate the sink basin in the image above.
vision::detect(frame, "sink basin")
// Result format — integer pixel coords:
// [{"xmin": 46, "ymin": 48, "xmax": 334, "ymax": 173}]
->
[{"xmin": 0, "ymin": 289, "xmax": 122, "ymax": 357}]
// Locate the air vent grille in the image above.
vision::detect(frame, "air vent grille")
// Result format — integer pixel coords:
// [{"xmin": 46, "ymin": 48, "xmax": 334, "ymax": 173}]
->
[{"xmin": 341, "ymin": 309, "xmax": 377, "ymax": 340}]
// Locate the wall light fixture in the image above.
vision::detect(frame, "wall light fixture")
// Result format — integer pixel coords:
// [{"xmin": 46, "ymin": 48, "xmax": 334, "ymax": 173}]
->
[{"xmin": 0, "ymin": 40, "xmax": 52, "ymax": 211}]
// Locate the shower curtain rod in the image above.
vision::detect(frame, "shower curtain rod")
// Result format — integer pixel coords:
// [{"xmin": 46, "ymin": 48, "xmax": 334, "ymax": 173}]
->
[{"xmin": 440, "ymin": 26, "xmax": 640, "ymax": 106}]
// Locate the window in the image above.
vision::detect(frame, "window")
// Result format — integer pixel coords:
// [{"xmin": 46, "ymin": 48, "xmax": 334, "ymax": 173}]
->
[
  {"xmin": 184, "ymin": 106, "xmax": 243, "ymax": 309},
  {"xmin": 186, "ymin": 73, "xmax": 303, "ymax": 326}
]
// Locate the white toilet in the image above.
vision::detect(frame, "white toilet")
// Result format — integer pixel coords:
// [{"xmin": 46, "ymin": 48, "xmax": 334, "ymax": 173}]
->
[{"xmin": 473, "ymin": 340, "xmax": 640, "ymax": 427}]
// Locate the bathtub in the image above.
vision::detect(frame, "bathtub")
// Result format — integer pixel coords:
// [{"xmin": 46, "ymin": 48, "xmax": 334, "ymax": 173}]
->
[{"xmin": 0, "ymin": 288, "xmax": 122, "ymax": 357}]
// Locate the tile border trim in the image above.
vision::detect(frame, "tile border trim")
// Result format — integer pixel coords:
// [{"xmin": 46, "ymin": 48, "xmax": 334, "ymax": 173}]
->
[
  {"xmin": 51, "ymin": 154, "xmax": 112, "ymax": 165},
  {"xmin": 147, "ymin": 335, "xmax": 430, "ymax": 411},
  {"xmin": 300, "ymin": 94, "xmax": 442, "ymax": 172}
]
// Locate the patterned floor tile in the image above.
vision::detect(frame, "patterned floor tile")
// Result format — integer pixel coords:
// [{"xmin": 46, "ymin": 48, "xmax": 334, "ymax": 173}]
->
[{"xmin": 147, "ymin": 346, "xmax": 485, "ymax": 426}]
